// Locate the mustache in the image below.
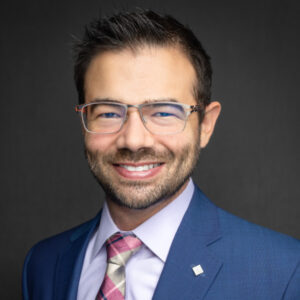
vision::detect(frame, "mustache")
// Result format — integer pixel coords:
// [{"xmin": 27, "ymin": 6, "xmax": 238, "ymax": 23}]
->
[{"xmin": 86, "ymin": 147, "xmax": 175, "ymax": 163}]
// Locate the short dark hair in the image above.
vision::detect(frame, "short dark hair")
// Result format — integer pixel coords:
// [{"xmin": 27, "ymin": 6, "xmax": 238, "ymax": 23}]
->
[{"xmin": 73, "ymin": 9, "xmax": 212, "ymax": 109}]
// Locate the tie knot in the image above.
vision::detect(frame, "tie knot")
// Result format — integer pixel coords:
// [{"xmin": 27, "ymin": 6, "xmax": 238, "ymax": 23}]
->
[{"xmin": 105, "ymin": 232, "xmax": 142, "ymax": 265}]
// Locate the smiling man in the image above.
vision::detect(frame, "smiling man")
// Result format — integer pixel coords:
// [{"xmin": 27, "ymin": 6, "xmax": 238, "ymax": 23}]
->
[{"xmin": 22, "ymin": 10, "xmax": 300, "ymax": 300}]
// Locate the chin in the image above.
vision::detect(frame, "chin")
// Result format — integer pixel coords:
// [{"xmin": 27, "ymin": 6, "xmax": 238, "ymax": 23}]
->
[{"xmin": 103, "ymin": 176, "xmax": 190, "ymax": 210}]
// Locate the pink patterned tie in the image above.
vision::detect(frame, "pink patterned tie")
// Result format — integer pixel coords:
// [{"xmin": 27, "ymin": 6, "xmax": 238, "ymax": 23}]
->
[{"xmin": 96, "ymin": 232, "xmax": 142, "ymax": 300}]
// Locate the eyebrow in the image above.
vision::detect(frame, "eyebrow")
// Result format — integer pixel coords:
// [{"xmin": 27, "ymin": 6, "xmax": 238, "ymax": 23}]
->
[
  {"xmin": 144, "ymin": 98, "xmax": 179, "ymax": 104},
  {"xmin": 90, "ymin": 98, "xmax": 180, "ymax": 104}
]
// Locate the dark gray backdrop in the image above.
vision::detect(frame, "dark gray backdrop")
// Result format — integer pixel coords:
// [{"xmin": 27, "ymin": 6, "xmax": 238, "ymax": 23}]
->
[{"xmin": 1, "ymin": 0, "xmax": 299, "ymax": 298}]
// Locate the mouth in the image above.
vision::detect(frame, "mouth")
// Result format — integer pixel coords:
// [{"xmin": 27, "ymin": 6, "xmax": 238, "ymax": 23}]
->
[
  {"xmin": 113, "ymin": 162, "xmax": 164, "ymax": 179},
  {"xmin": 119, "ymin": 163, "xmax": 162, "ymax": 171}
]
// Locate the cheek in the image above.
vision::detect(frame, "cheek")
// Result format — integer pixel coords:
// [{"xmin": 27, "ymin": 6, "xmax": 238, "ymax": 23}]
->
[
  {"xmin": 84, "ymin": 134, "xmax": 117, "ymax": 152},
  {"xmin": 155, "ymin": 132, "xmax": 192, "ymax": 152}
]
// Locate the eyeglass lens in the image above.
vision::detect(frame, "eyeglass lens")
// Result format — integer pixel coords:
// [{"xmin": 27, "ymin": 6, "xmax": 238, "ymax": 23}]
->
[{"xmin": 82, "ymin": 103, "xmax": 187, "ymax": 134}]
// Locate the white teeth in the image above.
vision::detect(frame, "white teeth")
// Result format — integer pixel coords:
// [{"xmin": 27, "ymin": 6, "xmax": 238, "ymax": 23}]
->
[{"xmin": 119, "ymin": 163, "xmax": 160, "ymax": 171}]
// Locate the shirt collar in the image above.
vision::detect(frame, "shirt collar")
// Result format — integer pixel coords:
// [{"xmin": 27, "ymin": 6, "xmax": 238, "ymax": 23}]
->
[
  {"xmin": 91, "ymin": 201, "xmax": 120, "ymax": 260},
  {"xmin": 91, "ymin": 179, "xmax": 195, "ymax": 262}
]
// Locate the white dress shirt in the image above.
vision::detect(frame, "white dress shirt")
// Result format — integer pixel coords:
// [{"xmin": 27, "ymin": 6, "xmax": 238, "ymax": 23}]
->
[{"xmin": 77, "ymin": 179, "xmax": 195, "ymax": 300}]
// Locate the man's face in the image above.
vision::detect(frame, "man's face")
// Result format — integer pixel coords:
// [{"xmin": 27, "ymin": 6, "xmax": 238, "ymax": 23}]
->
[{"xmin": 84, "ymin": 46, "xmax": 202, "ymax": 209}]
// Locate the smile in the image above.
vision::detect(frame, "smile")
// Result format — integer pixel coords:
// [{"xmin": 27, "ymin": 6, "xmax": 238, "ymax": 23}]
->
[
  {"xmin": 119, "ymin": 163, "xmax": 161, "ymax": 172},
  {"xmin": 113, "ymin": 162, "xmax": 164, "ymax": 179}
]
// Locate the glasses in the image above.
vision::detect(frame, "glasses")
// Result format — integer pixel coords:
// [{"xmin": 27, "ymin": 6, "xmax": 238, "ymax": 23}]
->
[{"xmin": 75, "ymin": 101, "xmax": 203, "ymax": 135}]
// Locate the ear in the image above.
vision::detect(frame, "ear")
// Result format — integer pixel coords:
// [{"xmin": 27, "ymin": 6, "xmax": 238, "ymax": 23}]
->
[{"xmin": 200, "ymin": 101, "xmax": 221, "ymax": 148}]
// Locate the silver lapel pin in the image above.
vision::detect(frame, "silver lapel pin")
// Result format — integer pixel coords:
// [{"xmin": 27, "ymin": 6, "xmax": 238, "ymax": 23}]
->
[{"xmin": 192, "ymin": 264, "xmax": 204, "ymax": 276}]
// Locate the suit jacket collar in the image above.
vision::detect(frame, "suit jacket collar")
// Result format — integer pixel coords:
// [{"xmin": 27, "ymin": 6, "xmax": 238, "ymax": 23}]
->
[
  {"xmin": 54, "ymin": 212, "xmax": 102, "ymax": 300},
  {"xmin": 152, "ymin": 186, "xmax": 223, "ymax": 300},
  {"xmin": 54, "ymin": 186, "xmax": 222, "ymax": 300}
]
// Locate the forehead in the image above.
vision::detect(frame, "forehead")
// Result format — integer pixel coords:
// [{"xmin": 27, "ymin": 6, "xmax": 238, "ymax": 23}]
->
[{"xmin": 84, "ymin": 46, "xmax": 197, "ymax": 105}]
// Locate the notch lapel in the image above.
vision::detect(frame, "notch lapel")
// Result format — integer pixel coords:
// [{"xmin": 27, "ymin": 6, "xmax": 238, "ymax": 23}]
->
[
  {"xmin": 152, "ymin": 187, "xmax": 223, "ymax": 300},
  {"xmin": 54, "ymin": 214, "xmax": 101, "ymax": 300}
]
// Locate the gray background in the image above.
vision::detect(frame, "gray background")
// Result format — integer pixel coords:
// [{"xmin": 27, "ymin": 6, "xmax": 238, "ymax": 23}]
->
[{"xmin": 1, "ymin": 0, "xmax": 299, "ymax": 298}]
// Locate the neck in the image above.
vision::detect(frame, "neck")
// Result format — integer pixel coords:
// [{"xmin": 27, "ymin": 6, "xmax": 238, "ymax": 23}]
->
[{"xmin": 106, "ymin": 181, "xmax": 189, "ymax": 231}]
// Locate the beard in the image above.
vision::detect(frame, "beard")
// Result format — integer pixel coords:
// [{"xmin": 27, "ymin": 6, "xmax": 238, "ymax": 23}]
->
[{"xmin": 85, "ymin": 137, "xmax": 201, "ymax": 210}]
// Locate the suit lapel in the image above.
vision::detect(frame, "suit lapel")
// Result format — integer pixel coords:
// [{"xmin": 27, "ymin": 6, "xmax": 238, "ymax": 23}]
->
[
  {"xmin": 54, "ymin": 213, "xmax": 101, "ymax": 300},
  {"xmin": 152, "ymin": 187, "xmax": 223, "ymax": 300}
]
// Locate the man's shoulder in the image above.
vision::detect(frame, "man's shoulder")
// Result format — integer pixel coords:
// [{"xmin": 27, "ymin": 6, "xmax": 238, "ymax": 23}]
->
[
  {"xmin": 216, "ymin": 206, "xmax": 300, "ymax": 258},
  {"xmin": 22, "ymin": 214, "xmax": 101, "ymax": 298},
  {"xmin": 192, "ymin": 186, "xmax": 300, "ymax": 258},
  {"xmin": 193, "ymin": 186, "xmax": 299, "ymax": 249},
  {"xmin": 25, "ymin": 213, "xmax": 100, "ymax": 266},
  {"xmin": 218, "ymin": 206, "xmax": 299, "ymax": 242}
]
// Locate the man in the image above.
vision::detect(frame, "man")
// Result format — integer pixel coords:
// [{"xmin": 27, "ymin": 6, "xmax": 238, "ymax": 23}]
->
[{"xmin": 22, "ymin": 10, "xmax": 300, "ymax": 300}]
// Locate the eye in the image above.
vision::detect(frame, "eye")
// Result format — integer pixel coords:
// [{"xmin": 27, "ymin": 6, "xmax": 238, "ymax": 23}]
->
[
  {"xmin": 153, "ymin": 112, "xmax": 175, "ymax": 117},
  {"xmin": 99, "ymin": 112, "xmax": 121, "ymax": 118}
]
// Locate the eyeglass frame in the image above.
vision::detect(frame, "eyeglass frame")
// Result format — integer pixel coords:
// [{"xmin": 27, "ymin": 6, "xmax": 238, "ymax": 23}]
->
[{"xmin": 75, "ymin": 101, "xmax": 204, "ymax": 135}]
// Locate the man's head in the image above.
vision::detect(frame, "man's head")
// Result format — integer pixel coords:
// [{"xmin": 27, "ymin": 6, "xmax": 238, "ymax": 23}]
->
[
  {"xmin": 74, "ymin": 10, "xmax": 212, "ymax": 111},
  {"xmin": 74, "ymin": 10, "xmax": 221, "ymax": 213}
]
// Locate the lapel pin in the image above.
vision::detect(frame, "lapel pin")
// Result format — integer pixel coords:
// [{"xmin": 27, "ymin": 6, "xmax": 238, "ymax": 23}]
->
[{"xmin": 192, "ymin": 264, "xmax": 204, "ymax": 276}]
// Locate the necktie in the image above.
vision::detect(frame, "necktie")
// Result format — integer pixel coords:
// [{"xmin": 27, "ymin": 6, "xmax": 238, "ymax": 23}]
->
[{"xmin": 96, "ymin": 232, "xmax": 142, "ymax": 300}]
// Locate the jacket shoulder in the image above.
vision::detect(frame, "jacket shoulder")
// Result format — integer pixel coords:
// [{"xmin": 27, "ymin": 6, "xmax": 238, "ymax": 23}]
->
[
  {"xmin": 206, "ymin": 201, "xmax": 300, "ymax": 298},
  {"xmin": 28, "ymin": 214, "xmax": 100, "ymax": 258},
  {"xmin": 22, "ymin": 214, "xmax": 100, "ymax": 299},
  {"xmin": 215, "ymin": 206, "xmax": 300, "ymax": 290},
  {"xmin": 217, "ymin": 207, "xmax": 300, "ymax": 252}
]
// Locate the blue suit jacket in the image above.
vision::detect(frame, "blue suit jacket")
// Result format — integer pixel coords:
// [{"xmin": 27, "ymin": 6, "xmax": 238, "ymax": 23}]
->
[{"xmin": 22, "ymin": 186, "xmax": 300, "ymax": 299}]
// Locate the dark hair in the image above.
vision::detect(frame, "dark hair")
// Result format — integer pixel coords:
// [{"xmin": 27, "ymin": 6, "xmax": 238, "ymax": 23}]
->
[{"xmin": 74, "ymin": 9, "xmax": 212, "ymax": 108}]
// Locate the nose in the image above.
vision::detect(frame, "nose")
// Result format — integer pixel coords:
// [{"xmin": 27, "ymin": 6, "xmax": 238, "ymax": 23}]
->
[{"xmin": 115, "ymin": 110, "xmax": 155, "ymax": 152}]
